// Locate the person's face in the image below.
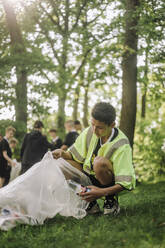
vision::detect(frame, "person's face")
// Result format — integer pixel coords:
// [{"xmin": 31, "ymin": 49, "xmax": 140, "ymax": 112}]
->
[
  {"xmin": 65, "ymin": 123, "xmax": 71, "ymax": 132},
  {"xmin": 6, "ymin": 130, "xmax": 14, "ymax": 139},
  {"xmin": 10, "ymin": 142, "xmax": 17, "ymax": 149},
  {"xmin": 91, "ymin": 117, "xmax": 114, "ymax": 138},
  {"xmin": 75, "ymin": 124, "xmax": 82, "ymax": 131},
  {"xmin": 49, "ymin": 131, "xmax": 57, "ymax": 138}
]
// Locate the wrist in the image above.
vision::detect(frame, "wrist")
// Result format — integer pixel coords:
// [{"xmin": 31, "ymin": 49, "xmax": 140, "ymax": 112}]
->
[{"xmin": 102, "ymin": 187, "xmax": 112, "ymax": 197}]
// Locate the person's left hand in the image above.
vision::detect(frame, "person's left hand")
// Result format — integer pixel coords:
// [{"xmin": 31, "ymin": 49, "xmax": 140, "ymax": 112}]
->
[{"xmin": 79, "ymin": 185, "xmax": 105, "ymax": 202}]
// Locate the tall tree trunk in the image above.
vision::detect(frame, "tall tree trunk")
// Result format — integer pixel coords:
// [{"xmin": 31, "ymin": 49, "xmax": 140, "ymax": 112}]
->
[
  {"xmin": 72, "ymin": 85, "xmax": 80, "ymax": 121},
  {"xmin": 82, "ymin": 85, "xmax": 89, "ymax": 127},
  {"xmin": 141, "ymin": 90, "xmax": 147, "ymax": 118},
  {"xmin": 56, "ymin": 0, "xmax": 69, "ymax": 138},
  {"xmin": 2, "ymin": 0, "xmax": 27, "ymax": 133},
  {"xmin": 141, "ymin": 48, "xmax": 149, "ymax": 118},
  {"xmin": 57, "ymin": 92, "xmax": 67, "ymax": 140},
  {"xmin": 120, "ymin": 0, "xmax": 139, "ymax": 147}
]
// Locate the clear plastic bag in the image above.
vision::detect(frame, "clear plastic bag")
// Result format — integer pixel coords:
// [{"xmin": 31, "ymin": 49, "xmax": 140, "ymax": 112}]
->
[
  {"xmin": 0, "ymin": 152, "xmax": 91, "ymax": 230},
  {"xmin": 9, "ymin": 159, "xmax": 21, "ymax": 182}
]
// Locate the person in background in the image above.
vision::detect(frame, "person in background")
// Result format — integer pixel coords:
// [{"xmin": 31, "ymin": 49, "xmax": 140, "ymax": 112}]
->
[
  {"xmin": 9, "ymin": 138, "xmax": 21, "ymax": 182},
  {"xmin": 0, "ymin": 126, "xmax": 16, "ymax": 188},
  {"xmin": 74, "ymin": 120, "xmax": 83, "ymax": 134},
  {"xmin": 0, "ymin": 133, "xmax": 3, "ymax": 142},
  {"xmin": 20, "ymin": 121, "xmax": 55, "ymax": 174},
  {"xmin": 3, "ymin": 137, "xmax": 19, "ymax": 185},
  {"xmin": 49, "ymin": 129, "xmax": 63, "ymax": 150},
  {"xmin": 61, "ymin": 120, "xmax": 79, "ymax": 150},
  {"xmin": 9, "ymin": 137, "xmax": 18, "ymax": 150}
]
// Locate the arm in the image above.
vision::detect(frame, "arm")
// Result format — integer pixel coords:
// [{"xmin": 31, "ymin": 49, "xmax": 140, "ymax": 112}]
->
[
  {"xmin": 3, "ymin": 151, "xmax": 16, "ymax": 167},
  {"xmin": 42, "ymin": 135, "xmax": 56, "ymax": 151},
  {"xmin": 80, "ymin": 184, "xmax": 123, "ymax": 202}
]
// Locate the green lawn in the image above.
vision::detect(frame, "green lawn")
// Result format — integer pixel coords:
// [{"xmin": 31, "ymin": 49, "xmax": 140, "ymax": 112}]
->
[{"xmin": 0, "ymin": 181, "xmax": 165, "ymax": 248}]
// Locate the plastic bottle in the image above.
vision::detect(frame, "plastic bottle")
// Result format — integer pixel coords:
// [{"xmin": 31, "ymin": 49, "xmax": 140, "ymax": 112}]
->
[{"xmin": 67, "ymin": 179, "xmax": 91, "ymax": 194}]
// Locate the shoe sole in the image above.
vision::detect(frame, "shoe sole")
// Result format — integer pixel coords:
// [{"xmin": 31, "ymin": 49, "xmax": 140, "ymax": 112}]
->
[
  {"xmin": 86, "ymin": 204, "xmax": 101, "ymax": 215},
  {"xmin": 86, "ymin": 209, "xmax": 102, "ymax": 215},
  {"xmin": 103, "ymin": 207, "xmax": 120, "ymax": 216}
]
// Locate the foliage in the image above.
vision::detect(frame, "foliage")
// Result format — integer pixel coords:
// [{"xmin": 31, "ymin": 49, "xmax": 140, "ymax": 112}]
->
[
  {"xmin": 0, "ymin": 0, "xmax": 165, "ymax": 179},
  {"xmin": 134, "ymin": 117, "xmax": 165, "ymax": 182}
]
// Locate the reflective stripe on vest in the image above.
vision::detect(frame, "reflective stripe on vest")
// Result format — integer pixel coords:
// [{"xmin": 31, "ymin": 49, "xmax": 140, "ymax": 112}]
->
[
  {"xmin": 115, "ymin": 175, "xmax": 132, "ymax": 182},
  {"xmin": 86, "ymin": 126, "xmax": 93, "ymax": 149},
  {"xmin": 69, "ymin": 145, "xmax": 85, "ymax": 163},
  {"xmin": 105, "ymin": 138, "xmax": 129, "ymax": 160}
]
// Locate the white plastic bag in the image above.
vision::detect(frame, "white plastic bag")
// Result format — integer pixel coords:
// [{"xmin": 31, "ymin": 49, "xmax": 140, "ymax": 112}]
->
[
  {"xmin": 0, "ymin": 152, "xmax": 91, "ymax": 231},
  {"xmin": 9, "ymin": 159, "xmax": 21, "ymax": 182}
]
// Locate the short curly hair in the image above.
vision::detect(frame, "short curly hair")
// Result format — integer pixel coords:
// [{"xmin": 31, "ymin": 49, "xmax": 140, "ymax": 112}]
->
[{"xmin": 91, "ymin": 102, "xmax": 116, "ymax": 125}]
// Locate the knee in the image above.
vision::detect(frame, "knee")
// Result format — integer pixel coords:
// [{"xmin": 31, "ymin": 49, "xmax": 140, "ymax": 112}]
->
[{"xmin": 93, "ymin": 156, "xmax": 112, "ymax": 173}]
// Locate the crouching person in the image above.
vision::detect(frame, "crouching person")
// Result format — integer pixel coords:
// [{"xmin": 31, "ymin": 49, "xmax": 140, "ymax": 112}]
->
[{"xmin": 52, "ymin": 102, "xmax": 136, "ymax": 215}]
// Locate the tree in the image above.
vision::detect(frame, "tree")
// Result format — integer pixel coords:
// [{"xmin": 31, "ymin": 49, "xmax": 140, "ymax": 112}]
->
[
  {"xmin": 21, "ymin": 0, "xmax": 112, "ymax": 137},
  {"xmin": 120, "ymin": 0, "xmax": 140, "ymax": 147},
  {"xmin": 137, "ymin": 0, "xmax": 165, "ymax": 119},
  {"xmin": 2, "ymin": 0, "xmax": 28, "ymax": 133}
]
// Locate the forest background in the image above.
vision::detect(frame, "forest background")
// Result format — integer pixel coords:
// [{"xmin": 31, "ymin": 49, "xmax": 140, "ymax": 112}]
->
[{"xmin": 0, "ymin": 0, "xmax": 165, "ymax": 183}]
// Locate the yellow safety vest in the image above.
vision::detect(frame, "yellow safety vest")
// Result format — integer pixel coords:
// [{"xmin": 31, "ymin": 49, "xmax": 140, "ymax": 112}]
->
[{"xmin": 69, "ymin": 126, "xmax": 136, "ymax": 190}]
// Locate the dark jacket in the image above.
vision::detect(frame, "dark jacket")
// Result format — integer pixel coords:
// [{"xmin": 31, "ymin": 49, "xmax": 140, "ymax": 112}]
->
[
  {"xmin": 51, "ymin": 137, "xmax": 63, "ymax": 150},
  {"xmin": 63, "ymin": 131, "xmax": 79, "ymax": 148},
  {"xmin": 0, "ymin": 138, "xmax": 12, "ymax": 179},
  {"xmin": 20, "ymin": 130, "xmax": 54, "ymax": 172}
]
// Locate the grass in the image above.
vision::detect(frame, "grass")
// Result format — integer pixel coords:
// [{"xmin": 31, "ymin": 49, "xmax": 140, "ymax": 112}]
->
[{"xmin": 0, "ymin": 181, "xmax": 165, "ymax": 248}]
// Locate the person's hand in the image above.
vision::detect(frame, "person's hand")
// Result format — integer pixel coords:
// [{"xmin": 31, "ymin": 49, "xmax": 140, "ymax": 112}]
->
[
  {"xmin": 79, "ymin": 185, "xmax": 105, "ymax": 202},
  {"xmin": 52, "ymin": 149, "xmax": 65, "ymax": 159}
]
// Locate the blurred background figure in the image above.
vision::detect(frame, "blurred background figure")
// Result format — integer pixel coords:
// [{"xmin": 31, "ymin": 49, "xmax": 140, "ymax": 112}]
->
[
  {"xmin": 0, "ymin": 126, "xmax": 16, "ymax": 188},
  {"xmin": 49, "ymin": 128, "xmax": 63, "ymax": 149},
  {"xmin": 0, "ymin": 133, "xmax": 3, "ymax": 142},
  {"xmin": 61, "ymin": 120, "xmax": 79, "ymax": 150},
  {"xmin": 20, "ymin": 120, "xmax": 54, "ymax": 174},
  {"xmin": 9, "ymin": 138, "xmax": 21, "ymax": 183},
  {"xmin": 74, "ymin": 120, "xmax": 83, "ymax": 134},
  {"xmin": 9, "ymin": 137, "xmax": 18, "ymax": 150}
]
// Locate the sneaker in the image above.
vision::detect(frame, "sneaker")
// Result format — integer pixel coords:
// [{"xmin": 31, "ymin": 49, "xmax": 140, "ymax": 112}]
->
[
  {"xmin": 103, "ymin": 198, "xmax": 120, "ymax": 216},
  {"xmin": 86, "ymin": 201, "xmax": 101, "ymax": 214}
]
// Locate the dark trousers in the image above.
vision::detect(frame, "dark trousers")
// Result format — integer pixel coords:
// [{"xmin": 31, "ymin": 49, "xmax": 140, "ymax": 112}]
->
[{"xmin": 20, "ymin": 163, "xmax": 33, "ymax": 175}]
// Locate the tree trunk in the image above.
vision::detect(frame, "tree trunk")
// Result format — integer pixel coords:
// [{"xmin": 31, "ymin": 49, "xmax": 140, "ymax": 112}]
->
[
  {"xmin": 57, "ymin": 92, "xmax": 67, "ymax": 140},
  {"xmin": 141, "ymin": 91, "xmax": 147, "ymax": 118},
  {"xmin": 120, "ymin": 0, "xmax": 139, "ymax": 147},
  {"xmin": 2, "ymin": 0, "xmax": 27, "ymax": 133},
  {"xmin": 72, "ymin": 85, "xmax": 80, "ymax": 121},
  {"xmin": 82, "ymin": 85, "xmax": 89, "ymax": 127},
  {"xmin": 141, "ymin": 48, "xmax": 149, "ymax": 118},
  {"xmin": 56, "ymin": 0, "xmax": 69, "ymax": 138}
]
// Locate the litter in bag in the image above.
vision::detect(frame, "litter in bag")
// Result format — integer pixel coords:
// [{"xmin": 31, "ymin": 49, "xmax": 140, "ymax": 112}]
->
[{"xmin": 0, "ymin": 152, "xmax": 92, "ymax": 231}]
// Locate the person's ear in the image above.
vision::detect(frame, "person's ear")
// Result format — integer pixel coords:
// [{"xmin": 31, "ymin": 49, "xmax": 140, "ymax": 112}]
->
[{"xmin": 110, "ymin": 122, "xmax": 115, "ymax": 128}]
